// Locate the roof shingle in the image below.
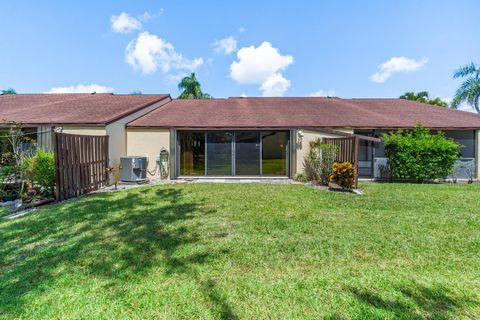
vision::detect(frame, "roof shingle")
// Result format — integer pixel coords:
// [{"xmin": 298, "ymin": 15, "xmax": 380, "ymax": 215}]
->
[
  {"xmin": 127, "ymin": 97, "xmax": 480, "ymax": 129},
  {"xmin": 0, "ymin": 93, "xmax": 170, "ymax": 125}
]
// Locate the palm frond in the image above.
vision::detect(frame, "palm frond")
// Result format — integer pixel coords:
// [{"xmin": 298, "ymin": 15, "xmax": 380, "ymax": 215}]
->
[
  {"xmin": 177, "ymin": 73, "xmax": 212, "ymax": 99},
  {"xmin": 453, "ymin": 63, "xmax": 478, "ymax": 79},
  {"xmin": 451, "ymin": 77, "xmax": 477, "ymax": 108}
]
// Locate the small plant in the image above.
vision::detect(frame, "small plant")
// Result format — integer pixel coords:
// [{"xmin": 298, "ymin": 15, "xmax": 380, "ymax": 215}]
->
[
  {"xmin": 330, "ymin": 162, "xmax": 356, "ymax": 190},
  {"xmin": 294, "ymin": 173, "xmax": 308, "ymax": 182},
  {"xmin": 304, "ymin": 139, "xmax": 339, "ymax": 185}
]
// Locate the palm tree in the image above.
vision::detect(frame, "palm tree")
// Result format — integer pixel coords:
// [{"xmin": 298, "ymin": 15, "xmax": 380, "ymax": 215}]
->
[
  {"xmin": 178, "ymin": 73, "xmax": 212, "ymax": 99},
  {"xmin": 1, "ymin": 88, "xmax": 16, "ymax": 95},
  {"xmin": 452, "ymin": 63, "xmax": 480, "ymax": 113},
  {"xmin": 400, "ymin": 91, "xmax": 429, "ymax": 103},
  {"xmin": 399, "ymin": 91, "xmax": 448, "ymax": 108}
]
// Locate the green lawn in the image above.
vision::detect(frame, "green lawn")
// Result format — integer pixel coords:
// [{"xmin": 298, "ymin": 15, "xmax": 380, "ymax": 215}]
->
[{"xmin": 1, "ymin": 183, "xmax": 479, "ymax": 319}]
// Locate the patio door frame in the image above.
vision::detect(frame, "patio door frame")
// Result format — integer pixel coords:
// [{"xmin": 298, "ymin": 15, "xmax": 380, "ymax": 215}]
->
[{"xmin": 176, "ymin": 130, "xmax": 289, "ymax": 178}]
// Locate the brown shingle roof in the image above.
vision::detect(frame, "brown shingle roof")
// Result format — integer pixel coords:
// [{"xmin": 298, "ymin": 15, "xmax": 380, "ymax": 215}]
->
[
  {"xmin": 0, "ymin": 93, "xmax": 170, "ymax": 126},
  {"xmin": 127, "ymin": 97, "xmax": 480, "ymax": 130}
]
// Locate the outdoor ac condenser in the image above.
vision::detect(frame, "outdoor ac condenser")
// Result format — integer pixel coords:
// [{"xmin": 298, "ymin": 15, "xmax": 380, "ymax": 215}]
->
[{"xmin": 120, "ymin": 156, "xmax": 148, "ymax": 182}]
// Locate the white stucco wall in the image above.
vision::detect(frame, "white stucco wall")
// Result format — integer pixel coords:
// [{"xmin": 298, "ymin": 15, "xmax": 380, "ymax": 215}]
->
[
  {"xmin": 106, "ymin": 98, "xmax": 171, "ymax": 168},
  {"xmin": 126, "ymin": 128, "xmax": 171, "ymax": 179},
  {"xmin": 293, "ymin": 128, "xmax": 354, "ymax": 176},
  {"xmin": 61, "ymin": 126, "xmax": 107, "ymax": 136}
]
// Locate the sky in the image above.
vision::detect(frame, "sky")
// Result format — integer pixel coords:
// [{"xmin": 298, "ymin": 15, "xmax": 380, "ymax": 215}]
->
[{"xmin": 1, "ymin": 0, "xmax": 479, "ymax": 110}]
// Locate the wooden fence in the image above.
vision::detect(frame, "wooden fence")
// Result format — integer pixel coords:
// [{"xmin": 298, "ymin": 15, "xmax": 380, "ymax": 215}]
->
[
  {"xmin": 54, "ymin": 133, "xmax": 109, "ymax": 201},
  {"xmin": 323, "ymin": 136, "xmax": 360, "ymax": 188}
]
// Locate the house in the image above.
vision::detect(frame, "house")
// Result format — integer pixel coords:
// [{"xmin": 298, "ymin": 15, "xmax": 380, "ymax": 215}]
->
[
  {"xmin": 1, "ymin": 94, "xmax": 479, "ymax": 180},
  {"xmin": 126, "ymin": 97, "xmax": 480, "ymax": 180},
  {"xmin": 0, "ymin": 93, "xmax": 171, "ymax": 167}
]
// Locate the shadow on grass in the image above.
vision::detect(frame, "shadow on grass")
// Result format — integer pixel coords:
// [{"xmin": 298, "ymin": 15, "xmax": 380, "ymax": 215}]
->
[
  {"xmin": 0, "ymin": 186, "xmax": 237, "ymax": 319},
  {"xmin": 347, "ymin": 283, "xmax": 478, "ymax": 319}
]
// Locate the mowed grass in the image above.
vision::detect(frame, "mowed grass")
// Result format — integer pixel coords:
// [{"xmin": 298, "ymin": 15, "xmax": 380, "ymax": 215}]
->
[{"xmin": 1, "ymin": 183, "xmax": 479, "ymax": 319}]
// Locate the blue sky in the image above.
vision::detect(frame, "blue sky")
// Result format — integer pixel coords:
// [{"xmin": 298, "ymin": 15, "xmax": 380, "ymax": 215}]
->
[{"xmin": 1, "ymin": 0, "xmax": 479, "ymax": 108}]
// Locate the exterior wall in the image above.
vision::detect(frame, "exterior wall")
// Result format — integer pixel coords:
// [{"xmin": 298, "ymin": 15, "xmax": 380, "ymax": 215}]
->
[
  {"xmin": 292, "ymin": 128, "xmax": 353, "ymax": 177},
  {"xmin": 126, "ymin": 128, "xmax": 171, "ymax": 179},
  {"xmin": 106, "ymin": 98, "xmax": 171, "ymax": 168},
  {"xmin": 61, "ymin": 126, "xmax": 107, "ymax": 136}
]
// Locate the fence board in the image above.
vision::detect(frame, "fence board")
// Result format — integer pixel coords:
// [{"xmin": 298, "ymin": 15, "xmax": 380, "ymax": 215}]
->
[
  {"xmin": 54, "ymin": 132, "xmax": 109, "ymax": 201},
  {"xmin": 323, "ymin": 136, "xmax": 360, "ymax": 188}
]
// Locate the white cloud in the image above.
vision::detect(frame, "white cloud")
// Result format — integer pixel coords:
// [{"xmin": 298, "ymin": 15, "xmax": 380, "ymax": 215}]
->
[
  {"xmin": 370, "ymin": 56, "xmax": 428, "ymax": 83},
  {"xmin": 125, "ymin": 32, "xmax": 204, "ymax": 75},
  {"xmin": 309, "ymin": 89, "xmax": 336, "ymax": 97},
  {"xmin": 139, "ymin": 9, "xmax": 164, "ymax": 22},
  {"xmin": 230, "ymin": 41, "xmax": 293, "ymax": 96},
  {"xmin": 238, "ymin": 27, "xmax": 245, "ymax": 33},
  {"xmin": 240, "ymin": 93, "xmax": 247, "ymax": 97},
  {"xmin": 110, "ymin": 12, "xmax": 141, "ymax": 33},
  {"xmin": 213, "ymin": 36, "xmax": 237, "ymax": 55},
  {"xmin": 139, "ymin": 11, "xmax": 152, "ymax": 22},
  {"xmin": 260, "ymin": 73, "xmax": 291, "ymax": 97},
  {"xmin": 166, "ymin": 73, "xmax": 188, "ymax": 83},
  {"xmin": 44, "ymin": 84, "xmax": 114, "ymax": 94}
]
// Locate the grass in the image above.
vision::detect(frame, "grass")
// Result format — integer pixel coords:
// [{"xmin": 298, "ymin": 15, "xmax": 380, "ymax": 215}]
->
[{"xmin": 1, "ymin": 183, "xmax": 479, "ymax": 319}]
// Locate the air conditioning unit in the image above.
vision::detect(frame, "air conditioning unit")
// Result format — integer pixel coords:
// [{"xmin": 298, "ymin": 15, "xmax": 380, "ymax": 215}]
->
[{"xmin": 120, "ymin": 156, "xmax": 148, "ymax": 182}]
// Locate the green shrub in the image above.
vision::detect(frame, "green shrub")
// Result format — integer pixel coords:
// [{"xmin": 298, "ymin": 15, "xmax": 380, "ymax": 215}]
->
[
  {"xmin": 330, "ymin": 162, "xmax": 356, "ymax": 189},
  {"xmin": 382, "ymin": 125, "xmax": 460, "ymax": 182},
  {"xmin": 0, "ymin": 165, "xmax": 13, "ymax": 181},
  {"xmin": 21, "ymin": 149, "xmax": 55, "ymax": 196},
  {"xmin": 304, "ymin": 139, "xmax": 339, "ymax": 185}
]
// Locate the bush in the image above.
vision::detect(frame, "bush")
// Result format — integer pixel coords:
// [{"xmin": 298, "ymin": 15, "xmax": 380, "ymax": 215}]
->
[
  {"xmin": 304, "ymin": 139, "xmax": 339, "ymax": 185},
  {"xmin": 330, "ymin": 162, "xmax": 356, "ymax": 189},
  {"xmin": 0, "ymin": 165, "xmax": 13, "ymax": 182},
  {"xmin": 382, "ymin": 125, "xmax": 460, "ymax": 182},
  {"xmin": 21, "ymin": 149, "xmax": 55, "ymax": 197}
]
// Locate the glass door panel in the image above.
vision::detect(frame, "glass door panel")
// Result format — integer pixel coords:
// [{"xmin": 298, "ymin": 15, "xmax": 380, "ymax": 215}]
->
[
  {"xmin": 179, "ymin": 132, "xmax": 205, "ymax": 176},
  {"xmin": 206, "ymin": 132, "xmax": 233, "ymax": 175},
  {"xmin": 235, "ymin": 132, "xmax": 260, "ymax": 175},
  {"xmin": 262, "ymin": 131, "xmax": 287, "ymax": 176}
]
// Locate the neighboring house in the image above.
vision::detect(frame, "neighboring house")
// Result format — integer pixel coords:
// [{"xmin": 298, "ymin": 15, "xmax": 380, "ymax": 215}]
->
[
  {"xmin": 0, "ymin": 93, "xmax": 171, "ymax": 167},
  {"xmin": 1, "ymin": 94, "xmax": 479, "ymax": 180}
]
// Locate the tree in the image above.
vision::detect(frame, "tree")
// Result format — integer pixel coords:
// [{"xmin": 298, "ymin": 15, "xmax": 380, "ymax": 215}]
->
[
  {"xmin": 178, "ymin": 73, "xmax": 212, "ymax": 99},
  {"xmin": 1, "ymin": 88, "xmax": 16, "ymax": 95},
  {"xmin": 452, "ymin": 62, "xmax": 480, "ymax": 113},
  {"xmin": 399, "ymin": 91, "xmax": 448, "ymax": 107},
  {"xmin": 130, "ymin": 90, "xmax": 142, "ymax": 95}
]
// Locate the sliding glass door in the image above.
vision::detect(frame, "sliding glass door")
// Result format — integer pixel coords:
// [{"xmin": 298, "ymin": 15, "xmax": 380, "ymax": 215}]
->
[
  {"xmin": 178, "ymin": 130, "xmax": 288, "ymax": 177},
  {"xmin": 206, "ymin": 132, "xmax": 233, "ymax": 175},
  {"xmin": 179, "ymin": 131, "xmax": 205, "ymax": 176},
  {"xmin": 235, "ymin": 132, "xmax": 261, "ymax": 175},
  {"xmin": 261, "ymin": 131, "xmax": 288, "ymax": 176}
]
